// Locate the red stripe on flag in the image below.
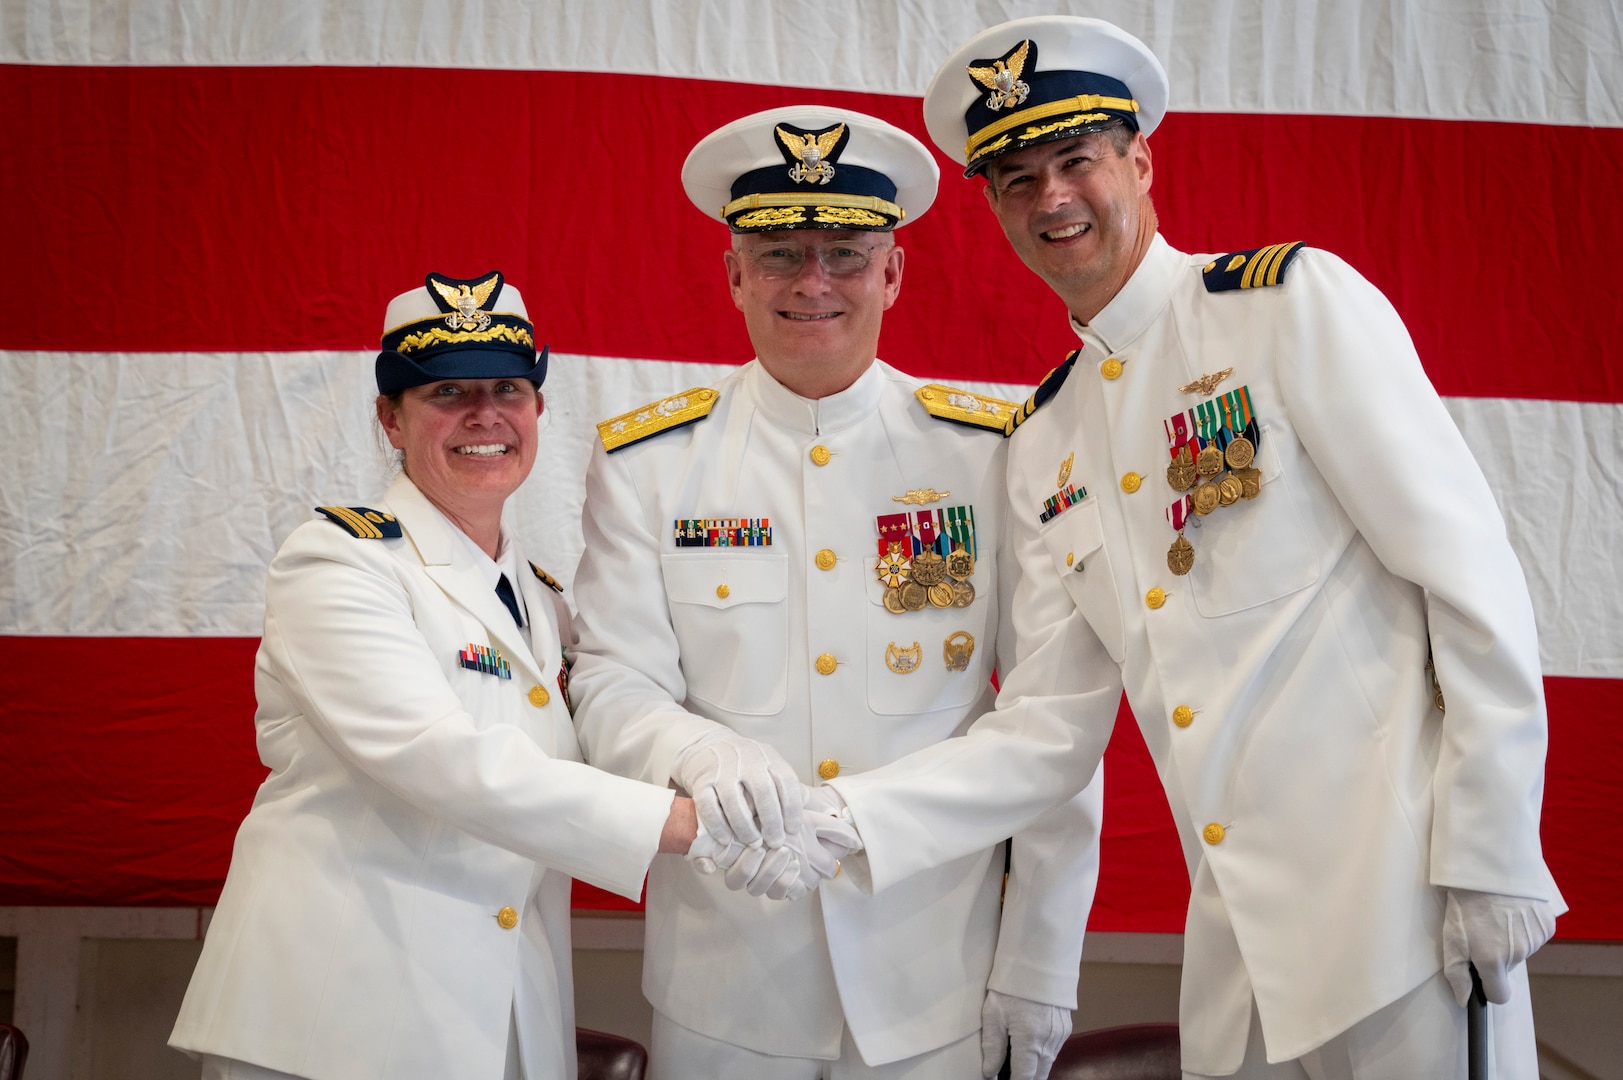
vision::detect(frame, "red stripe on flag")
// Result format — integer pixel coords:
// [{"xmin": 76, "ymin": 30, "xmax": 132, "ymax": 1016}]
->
[
  {"xmin": 0, "ymin": 637, "xmax": 1613, "ymax": 938},
  {"xmin": 2, "ymin": 65, "xmax": 1619, "ymax": 402}
]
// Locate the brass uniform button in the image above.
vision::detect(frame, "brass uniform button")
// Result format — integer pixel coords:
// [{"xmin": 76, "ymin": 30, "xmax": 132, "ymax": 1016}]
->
[
  {"xmin": 1065, "ymin": 552, "xmax": 1074, "ymax": 567},
  {"xmin": 528, "ymin": 685, "xmax": 550, "ymax": 707},
  {"xmin": 1145, "ymin": 587, "xmax": 1166, "ymax": 610},
  {"xmin": 1172, "ymin": 705, "xmax": 1194, "ymax": 728},
  {"xmin": 810, "ymin": 445, "xmax": 832, "ymax": 466},
  {"xmin": 818, "ymin": 759, "xmax": 840, "ymax": 780},
  {"xmin": 1100, "ymin": 357, "xmax": 1124, "ymax": 380},
  {"xmin": 1120, "ymin": 472, "xmax": 1142, "ymax": 494},
  {"xmin": 716, "ymin": 583, "xmax": 731, "ymax": 599},
  {"xmin": 815, "ymin": 549, "xmax": 837, "ymax": 571},
  {"xmin": 1203, "ymin": 823, "xmax": 1226, "ymax": 845},
  {"xmin": 815, "ymin": 653, "xmax": 837, "ymax": 675},
  {"xmin": 496, "ymin": 906, "xmax": 519, "ymax": 929}
]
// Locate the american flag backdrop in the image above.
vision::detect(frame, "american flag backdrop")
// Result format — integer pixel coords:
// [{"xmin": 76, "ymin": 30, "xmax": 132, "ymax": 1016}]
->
[{"xmin": 1, "ymin": 0, "xmax": 1619, "ymax": 937}]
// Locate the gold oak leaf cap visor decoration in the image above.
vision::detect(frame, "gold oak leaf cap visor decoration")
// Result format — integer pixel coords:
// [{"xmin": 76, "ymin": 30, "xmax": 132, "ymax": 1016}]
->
[
  {"xmin": 682, "ymin": 104, "xmax": 940, "ymax": 232},
  {"xmin": 376, "ymin": 270, "xmax": 548, "ymax": 395},
  {"xmin": 922, "ymin": 16, "xmax": 1169, "ymax": 177}
]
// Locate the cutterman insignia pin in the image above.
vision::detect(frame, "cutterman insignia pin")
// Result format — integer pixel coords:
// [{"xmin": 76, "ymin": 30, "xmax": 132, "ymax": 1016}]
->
[
  {"xmin": 943, "ymin": 631, "xmax": 976, "ymax": 672},
  {"xmin": 885, "ymin": 641, "xmax": 923, "ymax": 674}
]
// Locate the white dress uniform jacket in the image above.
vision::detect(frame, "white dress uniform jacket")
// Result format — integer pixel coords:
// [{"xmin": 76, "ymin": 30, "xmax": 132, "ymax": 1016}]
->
[
  {"xmin": 569, "ymin": 359, "xmax": 1101, "ymax": 1066},
  {"xmin": 170, "ymin": 473, "xmax": 675, "ymax": 1080},
  {"xmin": 830, "ymin": 237, "xmax": 1564, "ymax": 1072}
]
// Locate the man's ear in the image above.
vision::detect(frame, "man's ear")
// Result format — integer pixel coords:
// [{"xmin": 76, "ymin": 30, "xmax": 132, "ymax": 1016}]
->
[{"xmin": 723, "ymin": 248, "xmax": 746, "ymax": 311}]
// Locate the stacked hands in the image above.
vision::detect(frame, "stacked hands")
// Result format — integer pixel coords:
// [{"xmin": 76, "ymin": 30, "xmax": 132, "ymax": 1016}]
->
[{"xmin": 674, "ymin": 730, "xmax": 863, "ymax": 901}]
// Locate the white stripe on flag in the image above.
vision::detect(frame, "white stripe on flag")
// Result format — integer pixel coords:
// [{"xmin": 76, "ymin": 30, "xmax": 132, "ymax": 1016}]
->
[
  {"xmin": 3, "ymin": 0, "xmax": 1619, "ymax": 128},
  {"xmin": 1, "ymin": 348, "xmax": 1618, "ymax": 678}
]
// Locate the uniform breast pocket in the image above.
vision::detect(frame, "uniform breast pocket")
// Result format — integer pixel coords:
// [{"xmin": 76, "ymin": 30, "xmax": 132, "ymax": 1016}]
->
[
  {"xmin": 662, "ymin": 553, "xmax": 789, "ymax": 716},
  {"xmin": 1042, "ymin": 498, "xmax": 1126, "ymax": 663},
  {"xmin": 864, "ymin": 578, "xmax": 992, "ymax": 717},
  {"xmin": 1188, "ymin": 425, "xmax": 1319, "ymax": 617}
]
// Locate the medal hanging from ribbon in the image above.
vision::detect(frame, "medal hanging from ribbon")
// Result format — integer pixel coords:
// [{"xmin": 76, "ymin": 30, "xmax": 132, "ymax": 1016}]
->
[
  {"xmin": 1163, "ymin": 383, "xmax": 1265, "ymax": 571},
  {"xmin": 1166, "ymin": 495, "xmax": 1194, "ymax": 575},
  {"xmin": 875, "ymin": 505, "xmax": 979, "ymax": 613}
]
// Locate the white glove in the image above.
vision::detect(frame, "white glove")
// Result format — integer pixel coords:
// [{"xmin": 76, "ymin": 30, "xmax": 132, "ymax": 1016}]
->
[
  {"xmin": 684, "ymin": 812, "xmax": 745, "ymax": 874},
  {"xmin": 783, "ymin": 789, "xmax": 865, "ymax": 899},
  {"xmin": 723, "ymin": 842, "xmax": 802, "ymax": 900},
  {"xmin": 980, "ymin": 989, "xmax": 1071, "ymax": 1080},
  {"xmin": 672, "ymin": 729, "xmax": 804, "ymax": 851},
  {"xmin": 1442, "ymin": 888, "xmax": 1556, "ymax": 1006}
]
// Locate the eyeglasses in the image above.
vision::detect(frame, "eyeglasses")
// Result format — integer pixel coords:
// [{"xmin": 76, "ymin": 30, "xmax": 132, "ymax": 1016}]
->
[{"xmin": 740, "ymin": 240, "xmax": 888, "ymax": 279}]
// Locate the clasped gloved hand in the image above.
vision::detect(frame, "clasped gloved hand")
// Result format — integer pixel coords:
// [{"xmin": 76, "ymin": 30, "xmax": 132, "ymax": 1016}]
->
[
  {"xmin": 672, "ymin": 729, "xmax": 804, "ymax": 855},
  {"xmin": 1442, "ymin": 888, "xmax": 1556, "ymax": 1005},
  {"xmin": 980, "ymin": 989, "xmax": 1071, "ymax": 1080}
]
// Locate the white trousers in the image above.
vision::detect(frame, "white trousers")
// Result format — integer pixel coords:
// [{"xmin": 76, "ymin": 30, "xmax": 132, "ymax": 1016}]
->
[
  {"xmin": 199, "ymin": 1008, "xmax": 528, "ymax": 1080},
  {"xmin": 1185, "ymin": 965, "xmax": 1539, "ymax": 1080},
  {"xmin": 649, "ymin": 1011, "xmax": 982, "ymax": 1080}
]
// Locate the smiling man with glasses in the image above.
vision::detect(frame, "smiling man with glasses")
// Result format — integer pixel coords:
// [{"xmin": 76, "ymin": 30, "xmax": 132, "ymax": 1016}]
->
[{"xmin": 566, "ymin": 105, "xmax": 1102, "ymax": 1080}]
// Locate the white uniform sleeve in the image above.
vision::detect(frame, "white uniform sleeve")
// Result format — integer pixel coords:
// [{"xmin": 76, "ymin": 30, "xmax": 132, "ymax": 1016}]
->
[
  {"xmin": 260, "ymin": 523, "xmax": 674, "ymax": 899},
  {"xmin": 569, "ymin": 437, "xmax": 729, "ymax": 785},
  {"xmin": 1275, "ymin": 251, "xmax": 1559, "ymax": 903}
]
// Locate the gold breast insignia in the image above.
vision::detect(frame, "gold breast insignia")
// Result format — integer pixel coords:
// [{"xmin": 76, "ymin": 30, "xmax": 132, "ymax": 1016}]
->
[
  {"xmin": 885, "ymin": 641, "xmax": 922, "ymax": 675},
  {"xmin": 1179, "ymin": 368, "xmax": 1234, "ymax": 396},
  {"xmin": 1057, "ymin": 452, "xmax": 1074, "ymax": 489},
  {"xmin": 943, "ymin": 631, "xmax": 976, "ymax": 672},
  {"xmin": 892, "ymin": 489, "xmax": 951, "ymax": 505}
]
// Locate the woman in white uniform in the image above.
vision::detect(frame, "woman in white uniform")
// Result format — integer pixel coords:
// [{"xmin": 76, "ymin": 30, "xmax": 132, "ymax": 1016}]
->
[{"xmin": 169, "ymin": 271, "xmax": 708, "ymax": 1080}]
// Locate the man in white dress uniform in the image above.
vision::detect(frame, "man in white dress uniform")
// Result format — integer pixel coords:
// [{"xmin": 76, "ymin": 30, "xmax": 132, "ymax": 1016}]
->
[
  {"xmin": 568, "ymin": 106, "xmax": 1103, "ymax": 1080},
  {"xmin": 821, "ymin": 17, "xmax": 1566, "ymax": 1080}
]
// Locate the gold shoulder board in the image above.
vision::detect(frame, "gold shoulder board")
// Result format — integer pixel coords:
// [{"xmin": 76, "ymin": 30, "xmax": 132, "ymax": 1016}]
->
[
  {"xmin": 1004, "ymin": 351, "xmax": 1080, "ymax": 437},
  {"xmin": 315, "ymin": 505, "xmax": 401, "ymax": 539},
  {"xmin": 529, "ymin": 561, "xmax": 564, "ymax": 594},
  {"xmin": 915, "ymin": 383, "xmax": 1019, "ymax": 432},
  {"xmin": 1202, "ymin": 241, "xmax": 1305, "ymax": 292},
  {"xmin": 597, "ymin": 388, "xmax": 719, "ymax": 452}
]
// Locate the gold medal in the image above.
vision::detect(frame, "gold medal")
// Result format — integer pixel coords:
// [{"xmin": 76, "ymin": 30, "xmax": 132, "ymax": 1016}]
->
[
  {"xmin": 1225, "ymin": 435, "xmax": 1255, "ymax": 469},
  {"xmin": 1192, "ymin": 481, "xmax": 1220, "ymax": 516},
  {"xmin": 1165, "ymin": 445, "xmax": 1197, "ymax": 491},
  {"xmin": 911, "ymin": 549, "xmax": 948, "ymax": 586},
  {"xmin": 951, "ymin": 579, "xmax": 976, "ymax": 607},
  {"xmin": 1218, "ymin": 473, "xmax": 1243, "ymax": 505},
  {"xmin": 1167, "ymin": 532, "xmax": 1194, "ymax": 575},
  {"xmin": 1196, "ymin": 444, "xmax": 1225, "ymax": 477},
  {"xmin": 928, "ymin": 582, "xmax": 955, "ymax": 608},
  {"xmin": 1236, "ymin": 466, "xmax": 1262, "ymax": 499},
  {"xmin": 883, "ymin": 586, "xmax": 907, "ymax": 614},
  {"xmin": 901, "ymin": 581, "xmax": 928, "ymax": 611},
  {"xmin": 945, "ymin": 546, "xmax": 975, "ymax": 580}
]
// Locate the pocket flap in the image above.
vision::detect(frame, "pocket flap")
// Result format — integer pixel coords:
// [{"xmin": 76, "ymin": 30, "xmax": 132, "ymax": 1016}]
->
[{"xmin": 661, "ymin": 552, "xmax": 787, "ymax": 609}]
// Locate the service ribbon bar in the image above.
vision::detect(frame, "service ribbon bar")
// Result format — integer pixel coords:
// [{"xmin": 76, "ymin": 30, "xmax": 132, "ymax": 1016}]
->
[
  {"xmin": 459, "ymin": 643, "xmax": 512, "ymax": 680},
  {"xmin": 674, "ymin": 517, "xmax": 773, "ymax": 547},
  {"xmin": 1040, "ymin": 483, "xmax": 1084, "ymax": 523}
]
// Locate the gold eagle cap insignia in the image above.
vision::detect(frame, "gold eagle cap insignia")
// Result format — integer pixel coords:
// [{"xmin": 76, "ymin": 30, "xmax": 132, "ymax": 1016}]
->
[
  {"xmin": 777, "ymin": 123, "xmax": 844, "ymax": 185},
  {"xmin": 1180, "ymin": 367, "xmax": 1235, "ymax": 396},
  {"xmin": 967, "ymin": 39, "xmax": 1032, "ymax": 111},
  {"xmin": 431, "ymin": 274, "xmax": 500, "ymax": 332}
]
